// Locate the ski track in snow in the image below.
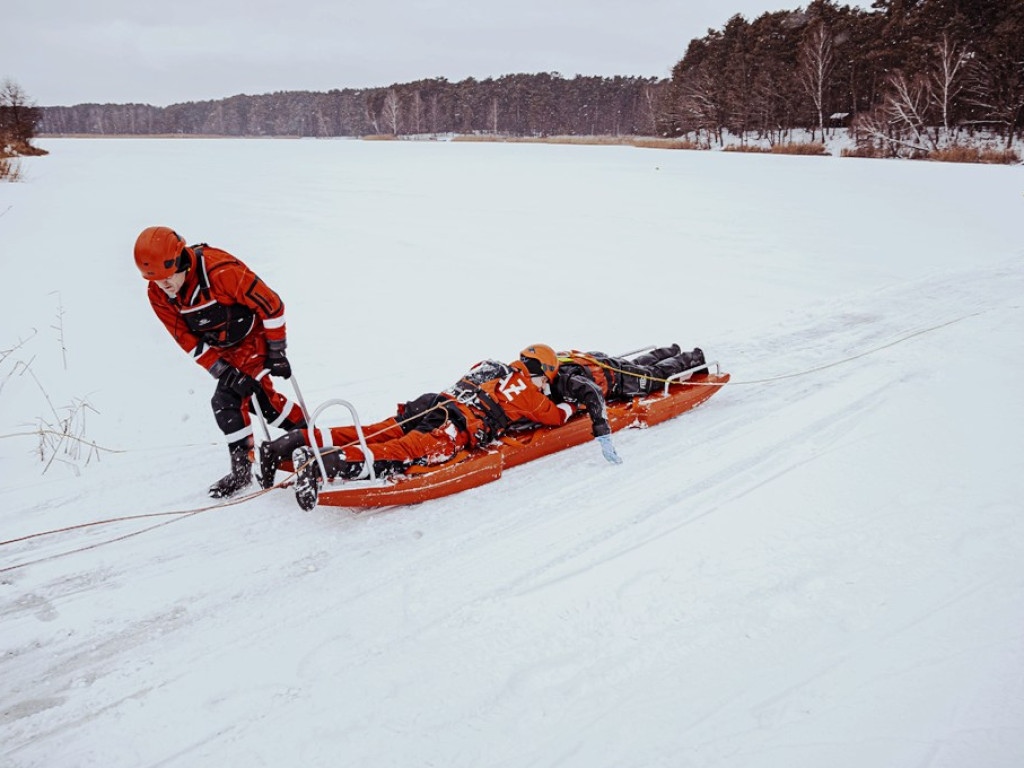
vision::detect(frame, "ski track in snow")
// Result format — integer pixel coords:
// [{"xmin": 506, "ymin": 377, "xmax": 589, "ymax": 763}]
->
[{"xmin": 2, "ymin": 139, "xmax": 1024, "ymax": 768}]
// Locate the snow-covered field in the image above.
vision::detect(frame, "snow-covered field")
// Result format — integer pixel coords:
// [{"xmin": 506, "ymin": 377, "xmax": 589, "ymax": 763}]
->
[{"xmin": 2, "ymin": 138, "xmax": 1023, "ymax": 768}]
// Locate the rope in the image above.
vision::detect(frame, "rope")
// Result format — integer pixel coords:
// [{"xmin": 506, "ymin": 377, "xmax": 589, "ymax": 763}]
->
[
  {"xmin": 310, "ymin": 401, "xmax": 451, "ymax": 453},
  {"xmin": 0, "ymin": 514, "xmax": 200, "ymax": 575},
  {"xmin": 568, "ymin": 311, "xmax": 983, "ymax": 388},
  {"xmin": 0, "ymin": 413, "xmax": 425, "ymax": 568},
  {"xmin": 1, "ymin": 312, "xmax": 984, "ymax": 572},
  {"xmin": 725, "ymin": 312, "xmax": 983, "ymax": 385},
  {"xmin": 0, "ymin": 474, "xmax": 294, "ymax": 574},
  {"xmin": 564, "ymin": 349, "xmax": 729, "ymax": 389},
  {"xmin": 0, "ymin": 412, "xmax": 435, "ymax": 570}
]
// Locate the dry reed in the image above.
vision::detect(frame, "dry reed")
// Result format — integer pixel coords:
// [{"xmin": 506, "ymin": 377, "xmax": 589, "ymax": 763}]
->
[{"xmin": 928, "ymin": 146, "xmax": 1020, "ymax": 164}]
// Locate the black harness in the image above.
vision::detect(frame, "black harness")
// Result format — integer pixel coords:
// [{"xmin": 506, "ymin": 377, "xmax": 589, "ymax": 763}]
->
[
  {"xmin": 444, "ymin": 360, "xmax": 514, "ymax": 445},
  {"xmin": 397, "ymin": 392, "xmax": 468, "ymax": 435},
  {"xmin": 172, "ymin": 244, "xmax": 255, "ymax": 352}
]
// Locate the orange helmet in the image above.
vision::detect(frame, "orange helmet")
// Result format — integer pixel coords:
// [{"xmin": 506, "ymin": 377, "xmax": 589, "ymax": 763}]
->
[
  {"xmin": 134, "ymin": 226, "xmax": 188, "ymax": 280},
  {"xmin": 519, "ymin": 344, "xmax": 560, "ymax": 381}
]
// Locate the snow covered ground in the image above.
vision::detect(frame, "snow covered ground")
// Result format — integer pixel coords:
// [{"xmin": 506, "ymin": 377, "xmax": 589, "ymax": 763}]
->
[{"xmin": 2, "ymin": 138, "xmax": 1023, "ymax": 768}]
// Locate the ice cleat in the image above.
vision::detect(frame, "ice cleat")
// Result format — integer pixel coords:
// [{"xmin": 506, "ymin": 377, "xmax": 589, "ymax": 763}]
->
[
  {"xmin": 256, "ymin": 430, "xmax": 306, "ymax": 490},
  {"xmin": 292, "ymin": 446, "xmax": 321, "ymax": 511}
]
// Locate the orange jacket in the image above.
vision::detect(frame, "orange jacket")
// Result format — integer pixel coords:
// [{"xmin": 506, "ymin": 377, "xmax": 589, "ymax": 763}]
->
[
  {"xmin": 446, "ymin": 361, "xmax": 575, "ymax": 446},
  {"xmin": 148, "ymin": 245, "xmax": 286, "ymax": 375}
]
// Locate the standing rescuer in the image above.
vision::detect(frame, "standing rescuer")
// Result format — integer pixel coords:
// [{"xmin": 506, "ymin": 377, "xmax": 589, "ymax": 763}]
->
[{"xmin": 134, "ymin": 226, "xmax": 305, "ymax": 498}]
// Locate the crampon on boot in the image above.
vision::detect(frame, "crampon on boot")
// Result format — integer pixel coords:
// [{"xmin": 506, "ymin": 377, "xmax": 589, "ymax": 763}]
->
[
  {"xmin": 209, "ymin": 445, "xmax": 254, "ymax": 499},
  {"xmin": 257, "ymin": 430, "xmax": 307, "ymax": 490},
  {"xmin": 292, "ymin": 446, "xmax": 322, "ymax": 511}
]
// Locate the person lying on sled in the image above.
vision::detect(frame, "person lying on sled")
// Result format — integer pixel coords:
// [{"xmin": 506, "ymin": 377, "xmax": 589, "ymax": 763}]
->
[
  {"xmin": 546, "ymin": 343, "xmax": 707, "ymax": 463},
  {"xmin": 256, "ymin": 346, "xmax": 577, "ymax": 489},
  {"xmin": 258, "ymin": 342, "xmax": 707, "ymax": 489}
]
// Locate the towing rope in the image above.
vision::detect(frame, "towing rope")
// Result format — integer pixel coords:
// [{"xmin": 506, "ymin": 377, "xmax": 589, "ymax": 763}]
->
[
  {"xmin": 0, "ymin": 474, "xmax": 296, "ymax": 574},
  {"xmin": 0, "ymin": 402, "xmax": 454, "ymax": 572},
  {"xmin": 1, "ymin": 311, "xmax": 984, "ymax": 573},
  {"xmin": 568, "ymin": 311, "xmax": 983, "ymax": 388}
]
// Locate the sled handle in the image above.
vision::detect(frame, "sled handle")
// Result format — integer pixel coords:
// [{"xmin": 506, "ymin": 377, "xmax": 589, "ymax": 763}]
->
[
  {"xmin": 250, "ymin": 395, "xmax": 272, "ymax": 444},
  {"xmin": 250, "ymin": 370, "xmax": 274, "ymax": 445},
  {"xmin": 663, "ymin": 360, "xmax": 720, "ymax": 394},
  {"xmin": 308, "ymin": 399, "xmax": 377, "ymax": 482},
  {"xmin": 250, "ymin": 369, "xmax": 309, "ymax": 446},
  {"xmin": 289, "ymin": 373, "xmax": 314, "ymax": 431}
]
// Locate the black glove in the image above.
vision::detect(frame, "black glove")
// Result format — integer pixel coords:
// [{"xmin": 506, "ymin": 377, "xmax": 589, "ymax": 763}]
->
[
  {"xmin": 220, "ymin": 366, "xmax": 258, "ymax": 397},
  {"xmin": 266, "ymin": 347, "xmax": 292, "ymax": 379},
  {"xmin": 265, "ymin": 339, "xmax": 292, "ymax": 379}
]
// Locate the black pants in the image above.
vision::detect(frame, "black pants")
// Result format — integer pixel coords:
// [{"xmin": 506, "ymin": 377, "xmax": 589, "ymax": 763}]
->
[
  {"xmin": 211, "ymin": 378, "xmax": 306, "ymax": 451},
  {"xmin": 608, "ymin": 346, "xmax": 704, "ymax": 398}
]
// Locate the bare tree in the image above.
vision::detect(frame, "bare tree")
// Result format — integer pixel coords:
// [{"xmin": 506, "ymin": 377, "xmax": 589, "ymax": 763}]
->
[
  {"xmin": 858, "ymin": 35, "xmax": 976, "ymax": 158},
  {"xmin": 965, "ymin": 39, "xmax": 1024, "ymax": 149},
  {"xmin": 409, "ymin": 90, "xmax": 423, "ymax": 134},
  {"xmin": 382, "ymin": 89, "xmax": 400, "ymax": 135},
  {"xmin": 670, "ymin": 66, "xmax": 726, "ymax": 146},
  {"xmin": 798, "ymin": 22, "xmax": 835, "ymax": 140},
  {"xmin": 429, "ymin": 93, "xmax": 440, "ymax": 135},
  {"xmin": 1, "ymin": 79, "xmax": 42, "ymax": 150},
  {"xmin": 856, "ymin": 72, "xmax": 935, "ymax": 156},
  {"xmin": 931, "ymin": 33, "xmax": 971, "ymax": 141},
  {"xmin": 364, "ymin": 92, "xmax": 381, "ymax": 135},
  {"xmin": 641, "ymin": 82, "xmax": 660, "ymax": 135}
]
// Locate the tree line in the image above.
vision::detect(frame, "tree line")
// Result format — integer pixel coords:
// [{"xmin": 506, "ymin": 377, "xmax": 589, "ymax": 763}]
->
[
  {"xmin": 659, "ymin": 0, "xmax": 1024, "ymax": 154},
  {"xmin": 26, "ymin": 0, "xmax": 1024, "ymax": 157},
  {"xmin": 39, "ymin": 74, "xmax": 661, "ymax": 139}
]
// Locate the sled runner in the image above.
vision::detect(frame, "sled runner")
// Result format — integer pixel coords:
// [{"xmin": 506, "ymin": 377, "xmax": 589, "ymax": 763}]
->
[{"xmin": 276, "ymin": 360, "xmax": 729, "ymax": 509}]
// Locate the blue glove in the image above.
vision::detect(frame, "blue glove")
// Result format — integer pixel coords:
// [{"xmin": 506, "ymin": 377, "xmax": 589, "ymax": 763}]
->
[{"xmin": 596, "ymin": 434, "xmax": 623, "ymax": 465}]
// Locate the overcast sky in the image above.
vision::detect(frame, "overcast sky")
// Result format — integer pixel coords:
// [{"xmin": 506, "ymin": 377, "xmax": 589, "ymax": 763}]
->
[{"xmin": 5, "ymin": 1, "xmax": 871, "ymax": 107}]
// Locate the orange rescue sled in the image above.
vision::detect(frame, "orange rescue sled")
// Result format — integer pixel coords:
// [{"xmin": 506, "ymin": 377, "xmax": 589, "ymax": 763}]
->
[{"xmin": 295, "ymin": 366, "xmax": 729, "ymax": 509}]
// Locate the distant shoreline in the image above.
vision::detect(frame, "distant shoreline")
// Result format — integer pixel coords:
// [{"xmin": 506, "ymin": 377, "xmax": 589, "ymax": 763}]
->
[
  {"xmin": 39, "ymin": 133, "xmax": 309, "ymax": 139},
  {"xmin": 29, "ymin": 132, "xmax": 1023, "ymax": 164}
]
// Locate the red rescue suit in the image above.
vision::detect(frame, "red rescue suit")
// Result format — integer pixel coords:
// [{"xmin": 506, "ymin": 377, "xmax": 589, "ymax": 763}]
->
[{"xmin": 147, "ymin": 245, "xmax": 304, "ymax": 444}]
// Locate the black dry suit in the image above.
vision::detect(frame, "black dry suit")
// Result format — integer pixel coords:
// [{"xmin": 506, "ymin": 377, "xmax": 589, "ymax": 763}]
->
[{"xmin": 550, "ymin": 345, "xmax": 706, "ymax": 437}]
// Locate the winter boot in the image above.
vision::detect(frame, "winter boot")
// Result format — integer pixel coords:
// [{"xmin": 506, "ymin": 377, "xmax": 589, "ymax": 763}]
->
[
  {"xmin": 632, "ymin": 344, "xmax": 681, "ymax": 368},
  {"xmin": 257, "ymin": 429, "xmax": 307, "ymax": 489},
  {"xmin": 291, "ymin": 446, "xmax": 357, "ymax": 510},
  {"xmin": 328, "ymin": 455, "xmax": 411, "ymax": 480},
  {"xmin": 661, "ymin": 348, "xmax": 706, "ymax": 378},
  {"xmin": 646, "ymin": 348, "xmax": 708, "ymax": 391},
  {"xmin": 686, "ymin": 347, "xmax": 707, "ymax": 374},
  {"xmin": 209, "ymin": 444, "xmax": 254, "ymax": 499}
]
